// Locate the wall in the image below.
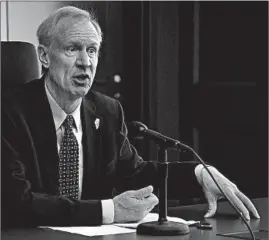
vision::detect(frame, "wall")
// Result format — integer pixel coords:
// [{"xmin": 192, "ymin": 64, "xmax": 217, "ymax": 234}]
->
[
  {"xmin": 1, "ymin": 1, "xmax": 7, "ymax": 40},
  {"xmin": 144, "ymin": 2, "xmax": 268, "ymax": 200},
  {"xmin": 145, "ymin": 2, "xmax": 181, "ymax": 161}
]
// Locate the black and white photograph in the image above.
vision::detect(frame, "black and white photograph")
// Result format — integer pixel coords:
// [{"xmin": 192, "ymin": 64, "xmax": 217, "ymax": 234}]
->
[{"xmin": 1, "ymin": 1, "xmax": 268, "ymax": 239}]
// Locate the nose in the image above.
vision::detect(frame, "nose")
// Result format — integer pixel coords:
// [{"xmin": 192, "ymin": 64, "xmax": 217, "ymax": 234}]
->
[{"xmin": 76, "ymin": 49, "xmax": 91, "ymax": 67}]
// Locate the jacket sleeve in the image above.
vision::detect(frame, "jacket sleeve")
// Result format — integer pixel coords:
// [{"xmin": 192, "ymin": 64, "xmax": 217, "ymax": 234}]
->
[
  {"xmin": 1, "ymin": 107, "xmax": 102, "ymax": 228},
  {"xmin": 113, "ymin": 100, "xmax": 204, "ymax": 198}
]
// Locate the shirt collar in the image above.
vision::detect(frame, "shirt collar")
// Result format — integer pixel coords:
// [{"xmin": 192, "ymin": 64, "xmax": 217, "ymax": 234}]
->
[{"xmin": 45, "ymin": 82, "xmax": 82, "ymax": 132}]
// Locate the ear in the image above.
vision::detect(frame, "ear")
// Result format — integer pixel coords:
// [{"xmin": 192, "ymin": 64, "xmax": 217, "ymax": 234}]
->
[{"xmin": 37, "ymin": 44, "xmax": 50, "ymax": 70}]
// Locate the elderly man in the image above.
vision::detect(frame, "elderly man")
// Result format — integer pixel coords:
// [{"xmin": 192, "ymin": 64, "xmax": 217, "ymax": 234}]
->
[{"xmin": 2, "ymin": 6, "xmax": 259, "ymax": 227}]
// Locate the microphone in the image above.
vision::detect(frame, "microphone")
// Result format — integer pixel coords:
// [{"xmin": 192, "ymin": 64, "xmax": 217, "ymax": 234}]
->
[
  {"xmin": 129, "ymin": 121, "xmax": 256, "ymax": 239},
  {"xmin": 128, "ymin": 121, "xmax": 190, "ymax": 235},
  {"xmin": 128, "ymin": 121, "xmax": 182, "ymax": 149}
]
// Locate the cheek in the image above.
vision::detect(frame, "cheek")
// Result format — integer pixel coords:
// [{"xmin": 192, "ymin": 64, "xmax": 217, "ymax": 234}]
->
[
  {"xmin": 92, "ymin": 58, "xmax": 98, "ymax": 70},
  {"xmin": 55, "ymin": 59, "xmax": 76, "ymax": 80},
  {"xmin": 50, "ymin": 53, "xmax": 75, "ymax": 72}
]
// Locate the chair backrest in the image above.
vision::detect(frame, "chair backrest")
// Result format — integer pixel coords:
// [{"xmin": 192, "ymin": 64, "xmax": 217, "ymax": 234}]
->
[{"xmin": 1, "ymin": 41, "xmax": 40, "ymax": 91}]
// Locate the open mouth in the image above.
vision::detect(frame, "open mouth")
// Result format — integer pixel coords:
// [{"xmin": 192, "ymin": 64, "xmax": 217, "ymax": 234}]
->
[{"xmin": 73, "ymin": 75, "xmax": 90, "ymax": 86}]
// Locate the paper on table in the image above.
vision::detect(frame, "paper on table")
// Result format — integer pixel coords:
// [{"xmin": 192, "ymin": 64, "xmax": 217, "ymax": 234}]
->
[
  {"xmin": 39, "ymin": 213, "xmax": 198, "ymax": 237},
  {"xmin": 40, "ymin": 225, "xmax": 135, "ymax": 237},
  {"xmin": 115, "ymin": 213, "xmax": 198, "ymax": 229}
]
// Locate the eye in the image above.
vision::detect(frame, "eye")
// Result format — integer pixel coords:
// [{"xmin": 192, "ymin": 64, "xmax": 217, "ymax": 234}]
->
[
  {"xmin": 67, "ymin": 46, "xmax": 78, "ymax": 53},
  {"xmin": 87, "ymin": 47, "xmax": 97, "ymax": 55}
]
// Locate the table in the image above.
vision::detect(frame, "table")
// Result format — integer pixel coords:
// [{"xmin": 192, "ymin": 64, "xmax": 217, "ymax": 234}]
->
[{"xmin": 2, "ymin": 198, "xmax": 267, "ymax": 240}]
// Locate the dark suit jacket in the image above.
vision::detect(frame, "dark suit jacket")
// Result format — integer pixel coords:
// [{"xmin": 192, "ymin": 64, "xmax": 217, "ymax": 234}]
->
[{"xmin": 2, "ymin": 78, "xmax": 201, "ymax": 228}]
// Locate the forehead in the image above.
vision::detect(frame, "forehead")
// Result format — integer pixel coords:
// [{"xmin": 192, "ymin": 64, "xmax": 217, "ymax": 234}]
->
[{"xmin": 52, "ymin": 17, "xmax": 101, "ymax": 47}]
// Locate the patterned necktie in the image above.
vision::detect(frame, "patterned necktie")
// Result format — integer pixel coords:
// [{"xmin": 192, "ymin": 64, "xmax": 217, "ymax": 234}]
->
[{"xmin": 58, "ymin": 115, "xmax": 79, "ymax": 199}]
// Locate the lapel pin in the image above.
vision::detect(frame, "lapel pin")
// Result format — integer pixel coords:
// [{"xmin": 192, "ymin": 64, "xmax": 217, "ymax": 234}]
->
[{"xmin": 94, "ymin": 118, "xmax": 100, "ymax": 130}]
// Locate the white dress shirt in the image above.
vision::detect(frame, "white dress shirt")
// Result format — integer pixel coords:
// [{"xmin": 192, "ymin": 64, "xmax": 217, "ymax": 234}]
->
[{"xmin": 45, "ymin": 83, "xmax": 114, "ymax": 224}]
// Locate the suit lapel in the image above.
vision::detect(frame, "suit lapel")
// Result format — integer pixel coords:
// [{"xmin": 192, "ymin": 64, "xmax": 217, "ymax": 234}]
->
[
  {"xmin": 81, "ymin": 95, "xmax": 104, "ymax": 199},
  {"xmin": 25, "ymin": 79, "xmax": 59, "ymax": 194},
  {"xmin": 26, "ymin": 81, "xmax": 105, "ymax": 198}
]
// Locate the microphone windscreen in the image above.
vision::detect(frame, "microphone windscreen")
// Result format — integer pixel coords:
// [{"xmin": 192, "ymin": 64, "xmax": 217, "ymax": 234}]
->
[{"xmin": 127, "ymin": 121, "xmax": 147, "ymax": 139}]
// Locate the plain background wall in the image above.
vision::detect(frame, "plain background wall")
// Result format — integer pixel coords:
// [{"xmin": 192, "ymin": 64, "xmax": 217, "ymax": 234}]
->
[{"xmin": 1, "ymin": 2, "xmax": 7, "ymax": 40}]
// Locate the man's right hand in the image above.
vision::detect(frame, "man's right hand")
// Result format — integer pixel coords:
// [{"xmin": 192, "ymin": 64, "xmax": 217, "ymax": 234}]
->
[{"xmin": 113, "ymin": 185, "xmax": 159, "ymax": 223}]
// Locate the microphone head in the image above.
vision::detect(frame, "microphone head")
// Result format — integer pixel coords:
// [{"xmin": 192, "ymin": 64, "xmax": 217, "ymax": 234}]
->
[
  {"xmin": 127, "ymin": 121, "xmax": 148, "ymax": 139},
  {"xmin": 131, "ymin": 121, "xmax": 148, "ymax": 131},
  {"xmin": 127, "ymin": 121, "xmax": 184, "ymax": 150}
]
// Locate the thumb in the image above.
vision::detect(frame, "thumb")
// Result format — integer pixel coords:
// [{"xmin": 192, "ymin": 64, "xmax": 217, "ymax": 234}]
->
[
  {"xmin": 204, "ymin": 191, "xmax": 218, "ymax": 218},
  {"xmin": 133, "ymin": 185, "xmax": 153, "ymax": 199}
]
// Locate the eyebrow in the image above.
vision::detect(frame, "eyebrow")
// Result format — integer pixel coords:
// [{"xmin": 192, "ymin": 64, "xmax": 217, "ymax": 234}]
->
[{"xmin": 67, "ymin": 41, "xmax": 100, "ymax": 48}]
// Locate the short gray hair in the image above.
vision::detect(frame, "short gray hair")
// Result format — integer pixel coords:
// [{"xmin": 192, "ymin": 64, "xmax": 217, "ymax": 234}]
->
[
  {"xmin": 37, "ymin": 6, "xmax": 103, "ymax": 47},
  {"xmin": 37, "ymin": 6, "xmax": 103, "ymax": 74}
]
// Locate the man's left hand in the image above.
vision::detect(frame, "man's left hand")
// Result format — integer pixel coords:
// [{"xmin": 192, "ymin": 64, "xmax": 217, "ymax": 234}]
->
[{"xmin": 195, "ymin": 165, "xmax": 260, "ymax": 220}]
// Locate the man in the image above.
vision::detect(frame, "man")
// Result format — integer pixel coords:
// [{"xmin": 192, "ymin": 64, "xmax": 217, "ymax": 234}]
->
[{"xmin": 2, "ymin": 6, "xmax": 259, "ymax": 227}]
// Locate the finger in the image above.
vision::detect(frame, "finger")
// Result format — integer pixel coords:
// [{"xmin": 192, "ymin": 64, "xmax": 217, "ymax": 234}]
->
[
  {"xmin": 138, "ymin": 194, "xmax": 159, "ymax": 210},
  {"xmin": 146, "ymin": 202, "xmax": 156, "ymax": 214},
  {"xmin": 143, "ymin": 193, "xmax": 159, "ymax": 206},
  {"xmin": 139, "ymin": 203, "xmax": 157, "ymax": 221},
  {"xmin": 143, "ymin": 195, "xmax": 158, "ymax": 210},
  {"xmin": 140, "ymin": 195, "xmax": 158, "ymax": 219},
  {"xmin": 133, "ymin": 185, "xmax": 153, "ymax": 199},
  {"xmin": 226, "ymin": 190, "xmax": 250, "ymax": 221},
  {"xmin": 204, "ymin": 191, "xmax": 218, "ymax": 218},
  {"xmin": 235, "ymin": 191, "xmax": 260, "ymax": 219}
]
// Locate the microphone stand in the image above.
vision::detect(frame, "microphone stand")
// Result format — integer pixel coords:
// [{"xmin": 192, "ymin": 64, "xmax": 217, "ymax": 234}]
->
[{"xmin": 137, "ymin": 142, "xmax": 190, "ymax": 236}]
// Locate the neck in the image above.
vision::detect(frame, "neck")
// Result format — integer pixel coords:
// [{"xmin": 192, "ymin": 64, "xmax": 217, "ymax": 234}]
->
[{"xmin": 45, "ymin": 75, "xmax": 81, "ymax": 114}]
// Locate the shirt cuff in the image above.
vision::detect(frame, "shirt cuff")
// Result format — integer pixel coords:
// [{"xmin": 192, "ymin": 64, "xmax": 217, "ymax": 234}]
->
[
  {"xmin": 101, "ymin": 199, "xmax": 114, "ymax": 224},
  {"xmin": 194, "ymin": 164, "xmax": 214, "ymax": 185}
]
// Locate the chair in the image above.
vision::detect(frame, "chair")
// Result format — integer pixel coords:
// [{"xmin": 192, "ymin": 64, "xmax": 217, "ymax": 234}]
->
[{"xmin": 1, "ymin": 41, "xmax": 40, "ymax": 93}]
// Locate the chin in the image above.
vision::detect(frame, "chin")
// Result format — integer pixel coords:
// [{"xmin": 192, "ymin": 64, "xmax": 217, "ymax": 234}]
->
[{"xmin": 75, "ymin": 88, "xmax": 90, "ymax": 97}]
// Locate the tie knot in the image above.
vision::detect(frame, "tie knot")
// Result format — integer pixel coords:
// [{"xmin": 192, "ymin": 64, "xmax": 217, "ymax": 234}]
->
[{"xmin": 63, "ymin": 115, "xmax": 75, "ymax": 129}]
